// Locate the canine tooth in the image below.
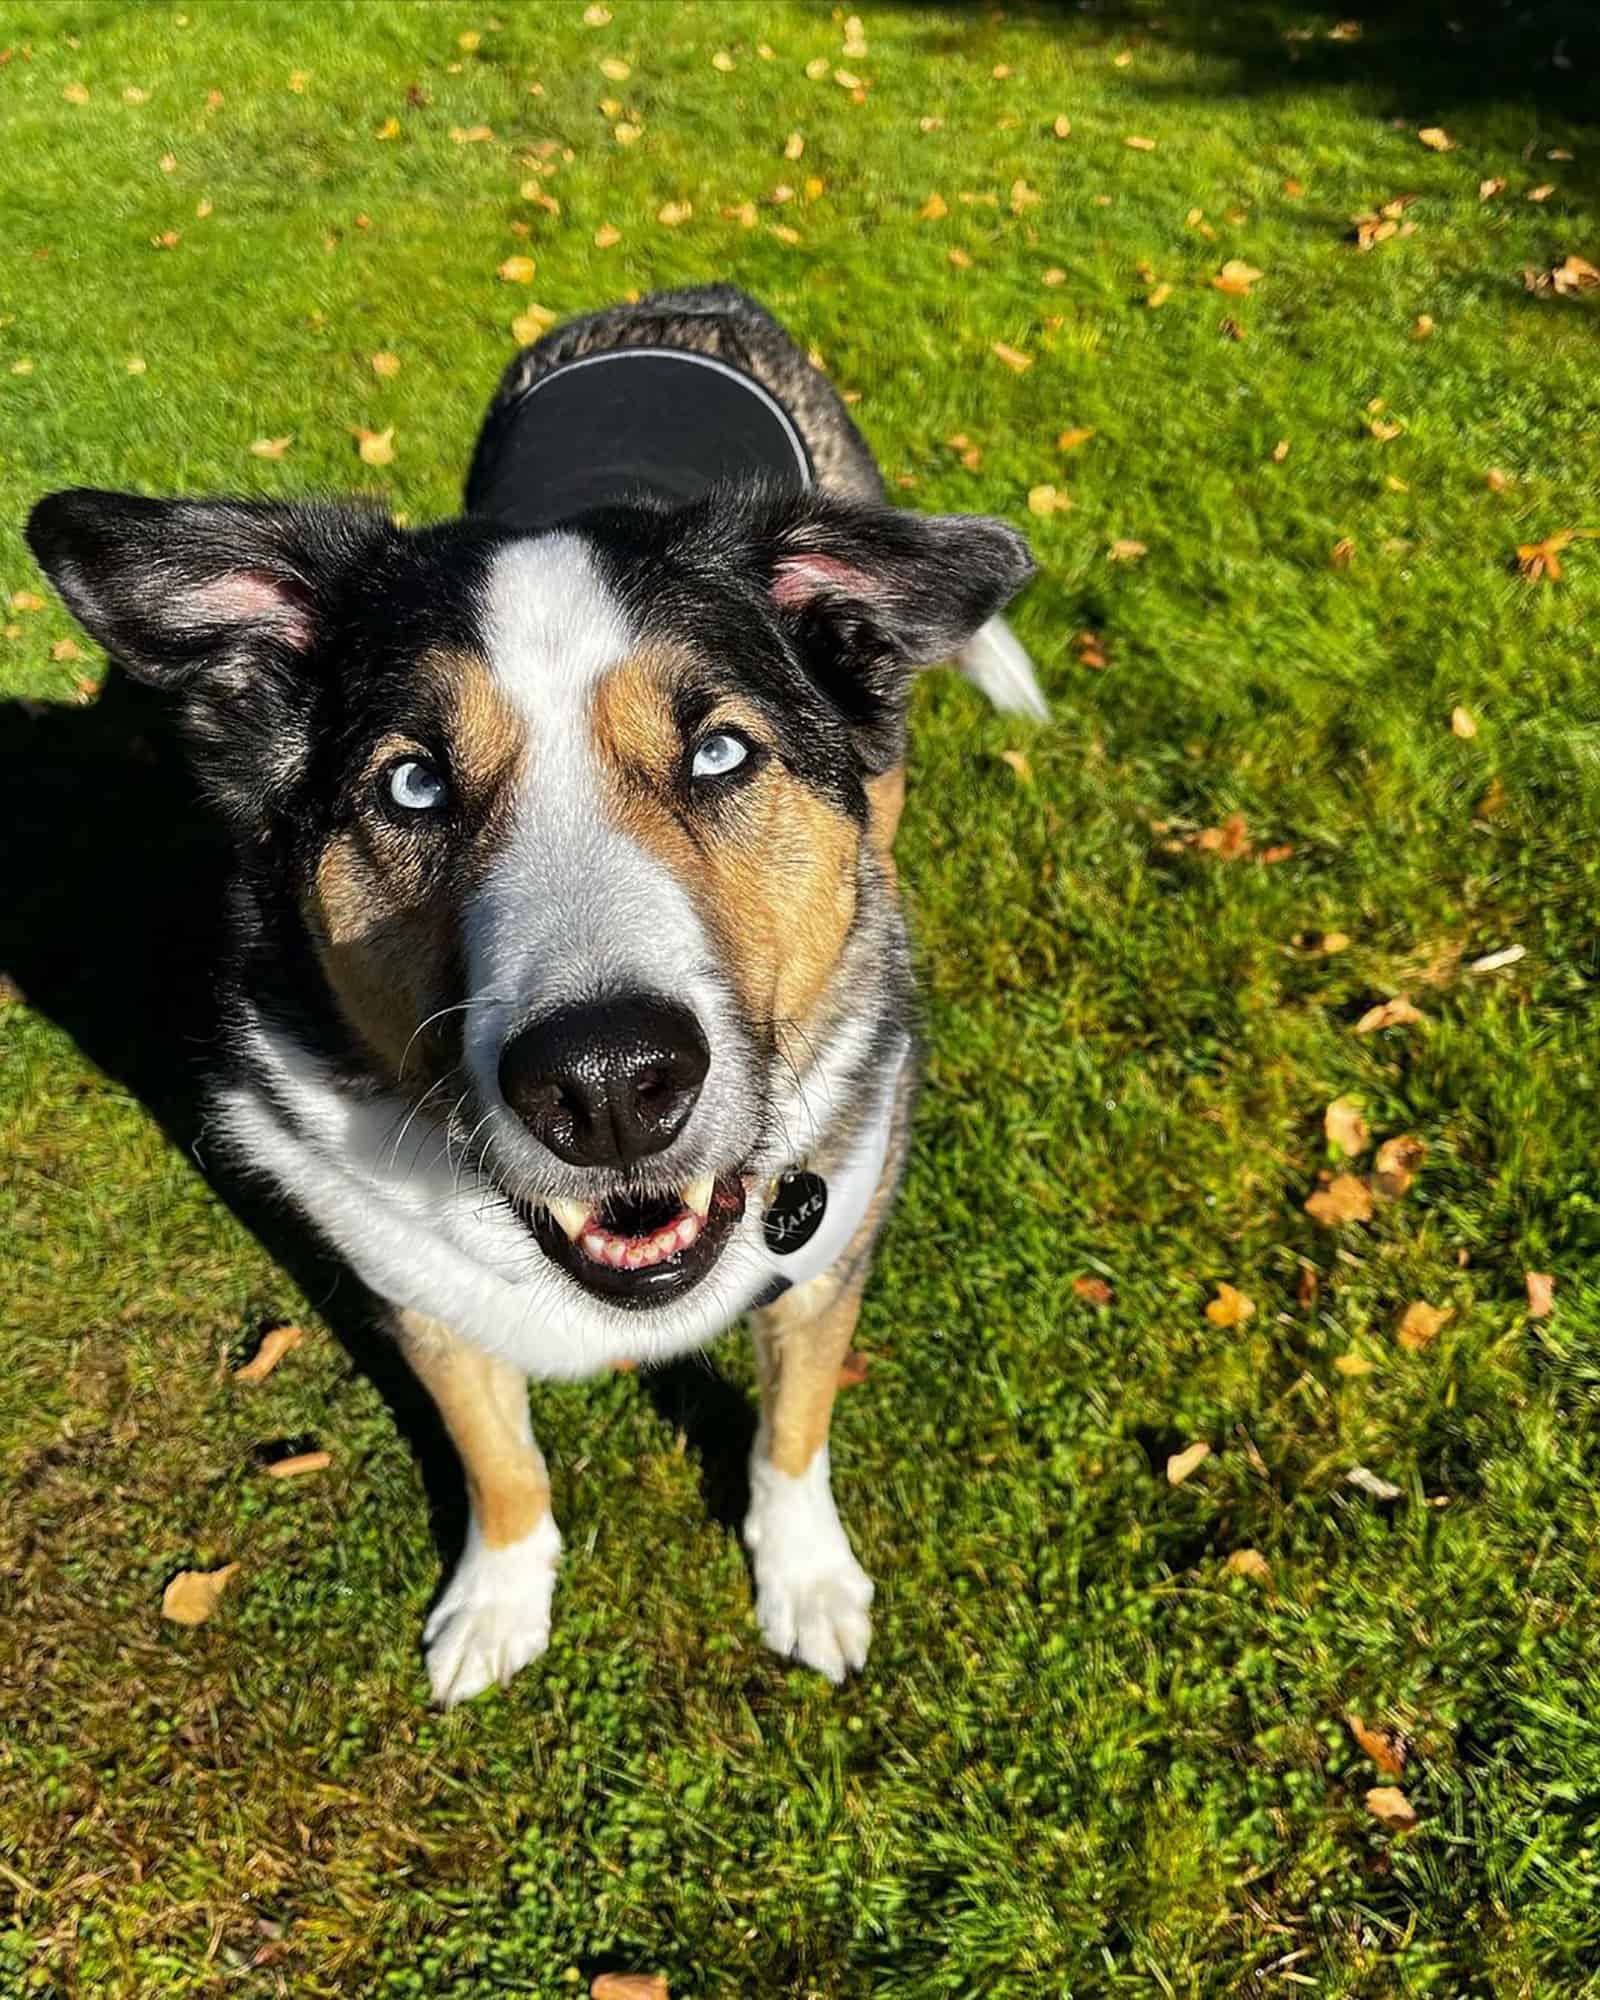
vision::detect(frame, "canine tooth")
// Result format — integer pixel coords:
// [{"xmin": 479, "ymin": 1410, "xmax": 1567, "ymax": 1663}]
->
[
  {"xmin": 683, "ymin": 1174, "xmax": 715, "ymax": 1218},
  {"xmin": 548, "ymin": 1197, "xmax": 592, "ymax": 1242}
]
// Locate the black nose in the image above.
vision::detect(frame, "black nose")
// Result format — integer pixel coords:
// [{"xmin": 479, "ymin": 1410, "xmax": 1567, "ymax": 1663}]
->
[{"xmin": 498, "ymin": 995, "xmax": 710, "ymax": 1168}]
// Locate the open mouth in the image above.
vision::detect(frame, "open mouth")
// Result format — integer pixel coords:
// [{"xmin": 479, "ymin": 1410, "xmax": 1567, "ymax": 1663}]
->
[{"xmin": 518, "ymin": 1173, "xmax": 747, "ymax": 1309}]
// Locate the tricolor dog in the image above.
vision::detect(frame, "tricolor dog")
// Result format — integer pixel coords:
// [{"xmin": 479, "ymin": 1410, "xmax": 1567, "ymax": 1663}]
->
[{"xmin": 26, "ymin": 286, "xmax": 1039, "ymax": 1704}]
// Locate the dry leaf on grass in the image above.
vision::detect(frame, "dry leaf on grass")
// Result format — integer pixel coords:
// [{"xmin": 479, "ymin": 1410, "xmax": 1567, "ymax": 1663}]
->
[
  {"xmin": 1346, "ymin": 1465, "xmax": 1402, "ymax": 1500},
  {"xmin": 1515, "ymin": 529, "xmax": 1600, "ymax": 582},
  {"xmin": 1325, "ymin": 1096, "xmax": 1370, "ymax": 1159},
  {"xmin": 1213, "ymin": 259, "xmax": 1262, "ymax": 296},
  {"xmin": 917, "ymin": 191, "xmax": 948, "ymax": 220},
  {"xmin": 1365, "ymin": 1785, "xmax": 1418, "ymax": 1830},
  {"xmin": 1057, "ymin": 427, "xmax": 1096, "ymax": 452},
  {"xmin": 1124, "ymin": 134, "xmax": 1157, "ymax": 151},
  {"xmin": 1330, "ymin": 536, "xmax": 1356, "ymax": 569},
  {"xmin": 354, "ymin": 426, "xmax": 395, "ymax": 467},
  {"xmin": 512, "ymin": 304, "xmax": 558, "ymax": 344},
  {"xmin": 1166, "ymin": 1441, "xmax": 1211, "ymax": 1486},
  {"xmin": 250, "ymin": 436, "xmax": 293, "ymax": 460},
  {"xmin": 1205, "ymin": 1282, "xmax": 1255, "ymax": 1328},
  {"xmin": 1451, "ymin": 705, "xmax": 1477, "ymax": 738},
  {"xmin": 1108, "ymin": 538, "xmax": 1147, "ymax": 563},
  {"xmin": 991, "ymin": 341, "xmax": 1032, "ymax": 373},
  {"xmin": 1479, "ymin": 177, "xmax": 1506, "ymax": 201},
  {"xmin": 497, "ymin": 254, "xmax": 536, "ymax": 283},
  {"xmin": 234, "ymin": 1324, "xmax": 307, "ymax": 1385},
  {"xmin": 657, "ymin": 200, "xmax": 693, "ymax": 227},
  {"xmin": 1027, "ymin": 484, "xmax": 1072, "ymax": 517},
  {"xmin": 162, "ymin": 1563, "xmax": 239, "ymax": 1626},
  {"xmin": 51, "ymin": 638, "xmax": 83, "ymax": 662},
  {"xmin": 1347, "ymin": 1712, "xmax": 1406, "ymax": 1778},
  {"xmin": 1418, "ymin": 127, "xmax": 1454, "ymax": 151},
  {"xmin": 1225, "ymin": 1548, "xmax": 1270, "ymax": 1581},
  {"xmin": 1306, "ymin": 1175, "xmax": 1373, "ymax": 1227},
  {"xmin": 1526, "ymin": 1271, "xmax": 1555, "ymax": 1319},
  {"xmin": 999, "ymin": 748, "xmax": 1032, "ymax": 782},
  {"xmin": 594, "ymin": 223, "xmax": 622, "ymax": 248},
  {"xmin": 837, "ymin": 1350, "xmax": 870, "ymax": 1388},
  {"xmin": 1468, "ymin": 944, "xmax": 1524, "ymax": 973},
  {"xmin": 1526, "ymin": 184, "xmax": 1555, "ymax": 203},
  {"xmin": 1373, "ymin": 1134, "xmax": 1426, "ymax": 1199},
  {"xmin": 1052, "ymin": 114, "xmax": 1072, "ymax": 138},
  {"xmin": 1396, "ymin": 1301, "xmax": 1450, "ymax": 1351},
  {"xmin": 1523, "ymin": 256, "xmax": 1600, "ymax": 297},
  {"xmin": 1146, "ymin": 281, "xmax": 1174, "ymax": 308},
  {"xmin": 371, "ymin": 350, "xmax": 401, "ymax": 378},
  {"xmin": 10, "ymin": 591, "xmax": 45, "ymax": 613},
  {"xmin": 591, "ymin": 1975, "xmax": 669, "ymax": 2000},
  {"xmin": 1074, "ymin": 630, "xmax": 1109, "ymax": 670},
  {"xmin": 1334, "ymin": 1352, "xmax": 1374, "ymax": 1377},
  {"xmin": 264, "ymin": 1449, "xmax": 333, "ymax": 1480},
  {"xmin": 1355, "ymin": 995, "xmax": 1424, "ymax": 1034},
  {"xmin": 1073, "ymin": 1275, "xmax": 1113, "ymax": 1305}
]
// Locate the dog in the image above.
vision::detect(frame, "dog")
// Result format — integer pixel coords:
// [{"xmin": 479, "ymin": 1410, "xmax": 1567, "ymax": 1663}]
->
[{"xmin": 26, "ymin": 285, "xmax": 1040, "ymax": 1705}]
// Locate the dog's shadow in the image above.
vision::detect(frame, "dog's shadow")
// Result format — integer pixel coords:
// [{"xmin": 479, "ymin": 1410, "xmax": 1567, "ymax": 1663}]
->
[{"xmin": 0, "ymin": 674, "xmax": 755, "ymax": 1568}]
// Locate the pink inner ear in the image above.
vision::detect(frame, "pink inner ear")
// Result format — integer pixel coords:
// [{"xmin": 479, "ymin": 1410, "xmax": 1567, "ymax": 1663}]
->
[
  {"xmin": 182, "ymin": 570, "xmax": 314, "ymax": 650},
  {"xmin": 770, "ymin": 552, "xmax": 878, "ymax": 610}
]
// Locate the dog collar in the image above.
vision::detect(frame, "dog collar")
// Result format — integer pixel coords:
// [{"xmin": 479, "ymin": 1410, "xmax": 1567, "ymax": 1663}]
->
[{"xmin": 749, "ymin": 1035, "xmax": 909, "ymax": 1301}]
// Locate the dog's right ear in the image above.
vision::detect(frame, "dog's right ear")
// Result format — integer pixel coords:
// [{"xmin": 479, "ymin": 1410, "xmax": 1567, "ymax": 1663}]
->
[{"xmin": 25, "ymin": 488, "xmax": 394, "ymax": 688}]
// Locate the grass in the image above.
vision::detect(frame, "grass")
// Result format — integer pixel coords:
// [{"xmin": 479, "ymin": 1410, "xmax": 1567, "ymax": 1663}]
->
[{"xmin": 2, "ymin": 1, "xmax": 1599, "ymax": 1992}]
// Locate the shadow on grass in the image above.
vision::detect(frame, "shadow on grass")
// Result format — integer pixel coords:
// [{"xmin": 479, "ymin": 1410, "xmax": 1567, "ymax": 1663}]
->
[
  {"xmin": 0, "ymin": 673, "xmax": 474, "ymax": 1566},
  {"xmin": 0, "ymin": 672, "xmax": 761, "ymax": 1571}
]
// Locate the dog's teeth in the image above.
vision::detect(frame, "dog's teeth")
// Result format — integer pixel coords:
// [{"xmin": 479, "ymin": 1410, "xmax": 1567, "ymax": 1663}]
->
[
  {"xmin": 682, "ymin": 1175, "xmax": 715, "ymax": 1218},
  {"xmin": 547, "ymin": 1197, "xmax": 592, "ymax": 1242}
]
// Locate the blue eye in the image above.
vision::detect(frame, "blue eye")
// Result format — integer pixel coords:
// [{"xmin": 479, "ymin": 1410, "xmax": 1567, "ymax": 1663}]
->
[
  {"xmin": 690, "ymin": 731, "xmax": 750, "ymax": 781},
  {"xmin": 386, "ymin": 758, "xmax": 448, "ymax": 812}
]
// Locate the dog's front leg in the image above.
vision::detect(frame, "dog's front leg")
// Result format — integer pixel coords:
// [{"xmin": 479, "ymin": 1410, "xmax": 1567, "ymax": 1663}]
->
[
  {"xmin": 396, "ymin": 1308, "xmax": 561, "ymax": 1707},
  {"xmin": 744, "ymin": 1268, "xmax": 874, "ymax": 1682}
]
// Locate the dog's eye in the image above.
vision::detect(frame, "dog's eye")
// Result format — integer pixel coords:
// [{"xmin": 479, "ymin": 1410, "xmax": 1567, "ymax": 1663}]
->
[
  {"xmin": 690, "ymin": 731, "xmax": 750, "ymax": 782},
  {"xmin": 384, "ymin": 757, "xmax": 449, "ymax": 813}
]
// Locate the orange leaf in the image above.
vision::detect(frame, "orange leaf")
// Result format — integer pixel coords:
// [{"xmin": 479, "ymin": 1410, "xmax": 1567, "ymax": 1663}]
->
[
  {"xmin": 1354, "ymin": 995, "xmax": 1424, "ymax": 1034},
  {"xmin": 1166, "ymin": 1441, "xmax": 1210, "ymax": 1486},
  {"xmin": 1347, "ymin": 1712, "xmax": 1406, "ymax": 1778},
  {"xmin": 264, "ymin": 1449, "xmax": 333, "ymax": 1480},
  {"xmin": 1526, "ymin": 1271, "xmax": 1555, "ymax": 1319},
  {"xmin": 991, "ymin": 341, "xmax": 1033, "ymax": 373},
  {"xmin": 1395, "ymin": 1301, "xmax": 1450, "ymax": 1351},
  {"xmin": 1365, "ymin": 1785, "xmax": 1418, "ymax": 1830},
  {"xmin": 162, "ymin": 1563, "xmax": 240, "ymax": 1626},
  {"xmin": 1205, "ymin": 1282, "xmax": 1256, "ymax": 1328},
  {"xmin": 1072, "ymin": 1275, "xmax": 1113, "ymax": 1305},
  {"xmin": 1373, "ymin": 1134, "xmax": 1426, "ymax": 1199},
  {"xmin": 234, "ymin": 1324, "xmax": 307, "ymax": 1385},
  {"xmin": 1324, "ymin": 1096, "xmax": 1370, "ymax": 1159},
  {"xmin": 1305, "ymin": 1175, "xmax": 1373, "ymax": 1227}
]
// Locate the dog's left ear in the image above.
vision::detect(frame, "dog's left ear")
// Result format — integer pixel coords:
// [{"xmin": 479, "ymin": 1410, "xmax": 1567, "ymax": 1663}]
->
[{"xmin": 708, "ymin": 489, "xmax": 1035, "ymax": 764}]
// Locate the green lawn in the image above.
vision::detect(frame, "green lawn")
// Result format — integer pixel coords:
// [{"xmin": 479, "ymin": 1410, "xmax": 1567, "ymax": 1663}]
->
[{"xmin": 3, "ymin": 2, "xmax": 1599, "ymax": 1993}]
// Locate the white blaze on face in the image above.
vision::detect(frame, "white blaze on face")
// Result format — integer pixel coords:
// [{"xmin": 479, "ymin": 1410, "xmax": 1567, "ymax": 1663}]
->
[{"xmin": 464, "ymin": 536, "xmax": 747, "ymax": 1189}]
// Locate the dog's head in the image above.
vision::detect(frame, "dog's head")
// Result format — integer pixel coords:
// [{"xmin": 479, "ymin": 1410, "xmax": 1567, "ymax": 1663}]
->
[{"xmin": 27, "ymin": 484, "xmax": 1031, "ymax": 1315}]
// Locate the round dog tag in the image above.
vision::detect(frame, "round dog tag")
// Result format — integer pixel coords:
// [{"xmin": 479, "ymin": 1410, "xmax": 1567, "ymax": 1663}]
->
[{"xmin": 763, "ymin": 1171, "xmax": 827, "ymax": 1256}]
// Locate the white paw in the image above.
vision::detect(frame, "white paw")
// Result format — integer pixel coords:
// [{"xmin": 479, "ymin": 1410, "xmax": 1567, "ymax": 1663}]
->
[
  {"xmin": 423, "ymin": 1514, "xmax": 561, "ymax": 1708},
  {"xmin": 744, "ymin": 1447, "xmax": 874, "ymax": 1683}
]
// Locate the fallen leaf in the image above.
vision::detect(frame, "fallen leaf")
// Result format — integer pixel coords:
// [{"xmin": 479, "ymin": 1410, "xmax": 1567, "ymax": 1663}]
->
[
  {"xmin": 234, "ymin": 1324, "xmax": 307, "ymax": 1385},
  {"xmin": 370, "ymin": 350, "xmax": 401, "ymax": 379},
  {"xmin": 1297, "ymin": 1265, "xmax": 1320, "ymax": 1310},
  {"xmin": 582, "ymin": 2, "xmax": 612, "ymax": 21},
  {"xmin": 1010, "ymin": 177, "xmax": 1041, "ymax": 214},
  {"xmin": 376, "ymin": 115, "xmax": 401, "ymax": 139},
  {"xmin": 1526, "ymin": 184, "xmax": 1555, "ymax": 203},
  {"xmin": 1027, "ymin": 484, "xmax": 1071, "ymax": 517},
  {"xmin": 947, "ymin": 247, "xmax": 972, "ymax": 269},
  {"xmin": 450, "ymin": 124, "xmax": 494, "ymax": 144},
  {"xmin": 833, "ymin": 67, "xmax": 863, "ymax": 89},
  {"xmin": 1108, "ymin": 538, "xmax": 1147, "ymax": 563},
  {"xmin": 1373, "ymin": 1134, "xmax": 1427, "ymax": 1198},
  {"xmin": 1074, "ymin": 629, "xmax": 1108, "ymax": 670},
  {"xmin": 804, "ymin": 56, "xmax": 830, "ymax": 80},
  {"xmin": 1334, "ymin": 1352, "xmax": 1375, "ymax": 1376},
  {"xmin": 1057, "ymin": 426, "xmax": 1096, "ymax": 452},
  {"xmin": 151, "ymin": 230, "xmax": 181, "ymax": 250},
  {"xmin": 591, "ymin": 1977, "xmax": 668, "ymax": 2000},
  {"xmin": 1320, "ymin": 931, "xmax": 1351, "ymax": 954},
  {"xmin": 1355, "ymin": 996, "xmax": 1424, "ymax": 1034},
  {"xmin": 63, "ymin": 81, "xmax": 90, "ymax": 104},
  {"xmin": 594, "ymin": 223, "xmax": 622, "ymax": 248},
  {"xmin": 613, "ymin": 122, "xmax": 641, "ymax": 145},
  {"xmin": 51, "ymin": 638, "xmax": 83, "ymax": 662},
  {"xmin": 1213, "ymin": 258, "xmax": 1263, "ymax": 297},
  {"xmin": 1166, "ymin": 1441, "xmax": 1211, "ymax": 1486},
  {"xmin": 1306, "ymin": 1175, "xmax": 1373, "ymax": 1227},
  {"xmin": 837, "ymin": 1350, "xmax": 870, "ymax": 1387},
  {"xmin": 1418, "ymin": 127, "xmax": 1454, "ymax": 151},
  {"xmin": 512, "ymin": 303, "xmax": 558, "ymax": 343},
  {"xmin": 1052, "ymin": 114, "xmax": 1072, "ymax": 139},
  {"xmin": 1225, "ymin": 1548, "xmax": 1270, "ymax": 1581},
  {"xmin": 1283, "ymin": 178, "xmax": 1305, "ymax": 197},
  {"xmin": 1396, "ymin": 1301, "xmax": 1450, "ymax": 1351},
  {"xmin": 162, "ymin": 1563, "xmax": 240, "ymax": 1626},
  {"xmin": 1552, "ymin": 255, "xmax": 1600, "ymax": 296},
  {"xmin": 991, "ymin": 341, "xmax": 1032, "ymax": 373},
  {"xmin": 195, "ymin": 197, "xmax": 214, "ymax": 219},
  {"xmin": 497, "ymin": 254, "xmax": 536, "ymax": 284},
  {"xmin": 1041, "ymin": 267, "xmax": 1067, "ymax": 287},
  {"xmin": 657, "ymin": 200, "xmax": 692, "ymax": 227},
  {"xmin": 917, "ymin": 191, "xmax": 948, "ymax": 221},
  {"xmin": 9, "ymin": 591, "xmax": 45, "ymax": 613},
  {"xmin": 1072, "ymin": 1275, "xmax": 1113, "ymax": 1305},
  {"xmin": 1450, "ymin": 705, "xmax": 1477, "ymax": 739},
  {"xmin": 998, "ymin": 748, "xmax": 1032, "ymax": 782},
  {"xmin": 1348, "ymin": 1713, "xmax": 1406, "ymax": 1778},
  {"xmin": 1526, "ymin": 1271, "xmax": 1555, "ymax": 1319},
  {"xmin": 1146, "ymin": 281, "xmax": 1174, "ymax": 308},
  {"xmin": 1124, "ymin": 134, "xmax": 1157, "ymax": 151},
  {"xmin": 1330, "ymin": 536, "xmax": 1356, "ymax": 569},
  {"xmin": 784, "ymin": 130, "xmax": 805, "ymax": 160},
  {"xmin": 1346, "ymin": 1465, "xmax": 1402, "ymax": 1501},
  {"xmin": 1365, "ymin": 1785, "xmax": 1418, "ymax": 1830},
  {"xmin": 1468, "ymin": 943, "xmax": 1523, "ymax": 973},
  {"xmin": 354, "ymin": 426, "xmax": 395, "ymax": 467},
  {"xmin": 1478, "ymin": 177, "xmax": 1505, "ymax": 201},
  {"xmin": 1196, "ymin": 813, "xmax": 1252, "ymax": 859},
  {"xmin": 264, "ymin": 1449, "xmax": 333, "ymax": 1479},
  {"xmin": 458, "ymin": 30, "xmax": 482, "ymax": 51},
  {"xmin": 1325, "ymin": 1096, "xmax": 1370, "ymax": 1158},
  {"xmin": 599, "ymin": 56, "xmax": 631, "ymax": 81},
  {"xmin": 1272, "ymin": 438, "xmax": 1291, "ymax": 463},
  {"xmin": 1369, "ymin": 416, "xmax": 1404, "ymax": 441},
  {"xmin": 1205, "ymin": 1282, "xmax": 1256, "ymax": 1328}
]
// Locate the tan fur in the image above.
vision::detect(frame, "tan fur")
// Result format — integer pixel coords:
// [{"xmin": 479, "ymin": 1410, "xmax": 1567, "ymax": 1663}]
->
[
  {"xmin": 396, "ymin": 1309, "xmax": 549, "ymax": 1548},
  {"xmin": 591, "ymin": 649, "xmax": 861, "ymax": 1032},
  {"xmin": 750, "ymin": 1263, "xmax": 868, "ymax": 1477},
  {"xmin": 306, "ymin": 651, "xmax": 526, "ymax": 1082}
]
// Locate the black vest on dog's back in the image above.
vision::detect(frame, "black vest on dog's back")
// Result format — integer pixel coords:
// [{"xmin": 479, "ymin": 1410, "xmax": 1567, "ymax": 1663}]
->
[{"xmin": 464, "ymin": 347, "xmax": 815, "ymax": 533}]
